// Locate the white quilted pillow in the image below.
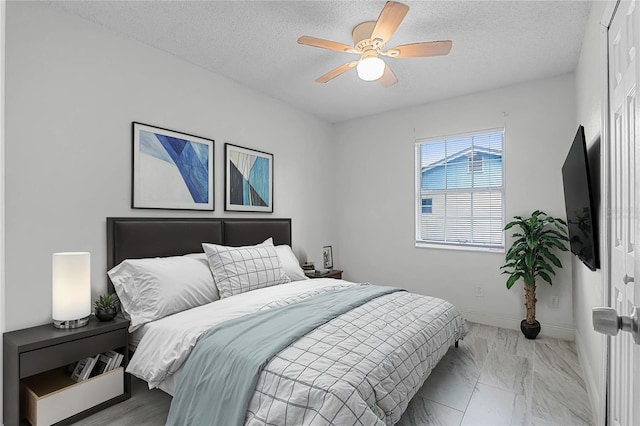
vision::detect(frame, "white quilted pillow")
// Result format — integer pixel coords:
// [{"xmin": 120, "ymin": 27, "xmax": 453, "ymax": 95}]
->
[{"xmin": 202, "ymin": 242, "xmax": 290, "ymax": 298}]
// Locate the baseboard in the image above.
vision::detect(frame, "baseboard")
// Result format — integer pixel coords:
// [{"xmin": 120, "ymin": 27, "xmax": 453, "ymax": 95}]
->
[
  {"xmin": 574, "ymin": 327, "xmax": 604, "ymax": 426},
  {"xmin": 460, "ymin": 310, "xmax": 575, "ymax": 341}
]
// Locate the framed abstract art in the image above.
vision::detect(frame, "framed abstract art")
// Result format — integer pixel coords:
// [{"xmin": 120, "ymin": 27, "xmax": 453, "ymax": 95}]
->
[
  {"xmin": 225, "ymin": 143, "xmax": 273, "ymax": 212},
  {"xmin": 132, "ymin": 122, "xmax": 214, "ymax": 210}
]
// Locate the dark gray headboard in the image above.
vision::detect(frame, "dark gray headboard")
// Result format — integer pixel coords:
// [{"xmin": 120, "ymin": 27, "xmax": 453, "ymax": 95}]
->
[{"xmin": 106, "ymin": 217, "xmax": 292, "ymax": 282}]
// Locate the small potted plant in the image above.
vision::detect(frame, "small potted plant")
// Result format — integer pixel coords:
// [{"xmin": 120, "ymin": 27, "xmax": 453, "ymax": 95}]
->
[
  {"xmin": 500, "ymin": 210, "xmax": 569, "ymax": 339},
  {"xmin": 94, "ymin": 293, "xmax": 119, "ymax": 322}
]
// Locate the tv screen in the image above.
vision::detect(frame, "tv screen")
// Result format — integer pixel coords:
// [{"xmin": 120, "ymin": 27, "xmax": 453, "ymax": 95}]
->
[{"xmin": 561, "ymin": 125, "xmax": 599, "ymax": 270}]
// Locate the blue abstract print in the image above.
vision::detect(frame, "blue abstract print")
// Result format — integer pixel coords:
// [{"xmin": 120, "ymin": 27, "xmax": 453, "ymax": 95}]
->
[
  {"xmin": 248, "ymin": 157, "xmax": 269, "ymax": 205},
  {"xmin": 140, "ymin": 131, "xmax": 209, "ymax": 204},
  {"xmin": 228, "ymin": 149, "xmax": 271, "ymax": 208}
]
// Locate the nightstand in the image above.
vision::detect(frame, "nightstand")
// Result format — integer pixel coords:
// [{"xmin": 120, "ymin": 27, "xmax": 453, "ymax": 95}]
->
[
  {"xmin": 3, "ymin": 316, "xmax": 130, "ymax": 426},
  {"xmin": 305, "ymin": 270, "xmax": 343, "ymax": 279}
]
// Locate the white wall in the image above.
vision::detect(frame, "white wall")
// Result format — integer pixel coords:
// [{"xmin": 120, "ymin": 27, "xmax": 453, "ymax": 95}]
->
[
  {"xmin": 573, "ymin": 1, "xmax": 607, "ymax": 424},
  {"xmin": 334, "ymin": 74, "xmax": 577, "ymax": 339},
  {"xmin": 4, "ymin": 2, "xmax": 336, "ymax": 331},
  {"xmin": 1, "ymin": 0, "xmax": 6, "ymax": 417}
]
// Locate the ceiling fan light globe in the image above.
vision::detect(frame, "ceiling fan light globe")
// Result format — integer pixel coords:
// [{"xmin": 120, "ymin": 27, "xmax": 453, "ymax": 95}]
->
[{"xmin": 356, "ymin": 57, "xmax": 385, "ymax": 81}]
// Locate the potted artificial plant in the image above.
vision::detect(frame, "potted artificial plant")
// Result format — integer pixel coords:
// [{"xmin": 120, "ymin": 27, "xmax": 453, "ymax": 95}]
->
[
  {"xmin": 94, "ymin": 293, "xmax": 119, "ymax": 322},
  {"xmin": 500, "ymin": 210, "xmax": 569, "ymax": 339}
]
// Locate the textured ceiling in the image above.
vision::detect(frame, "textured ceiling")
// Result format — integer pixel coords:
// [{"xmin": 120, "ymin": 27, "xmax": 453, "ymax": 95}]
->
[{"xmin": 47, "ymin": 1, "xmax": 593, "ymax": 123}]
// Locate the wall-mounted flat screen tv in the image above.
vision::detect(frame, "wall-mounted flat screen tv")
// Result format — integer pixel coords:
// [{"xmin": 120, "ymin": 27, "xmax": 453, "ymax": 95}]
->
[{"xmin": 561, "ymin": 125, "xmax": 599, "ymax": 271}]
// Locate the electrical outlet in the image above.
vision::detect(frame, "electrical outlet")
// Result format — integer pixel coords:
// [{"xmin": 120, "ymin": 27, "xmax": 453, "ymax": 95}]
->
[
  {"xmin": 550, "ymin": 296, "xmax": 559, "ymax": 309},
  {"xmin": 475, "ymin": 286, "xmax": 484, "ymax": 297}
]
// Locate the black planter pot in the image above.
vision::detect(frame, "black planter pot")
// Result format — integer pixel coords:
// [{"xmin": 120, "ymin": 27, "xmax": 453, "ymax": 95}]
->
[
  {"xmin": 520, "ymin": 319, "xmax": 541, "ymax": 339},
  {"xmin": 95, "ymin": 307, "xmax": 117, "ymax": 322}
]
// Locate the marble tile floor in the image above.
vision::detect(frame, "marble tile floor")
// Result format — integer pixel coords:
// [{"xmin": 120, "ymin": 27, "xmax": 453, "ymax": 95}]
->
[
  {"xmin": 72, "ymin": 322, "xmax": 592, "ymax": 426},
  {"xmin": 398, "ymin": 322, "xmax": 593, "ymax": 426}
]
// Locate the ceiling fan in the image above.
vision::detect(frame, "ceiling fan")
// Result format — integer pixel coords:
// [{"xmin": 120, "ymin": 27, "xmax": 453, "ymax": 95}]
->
[{"xmin": 297, "ymin": 1, "xmax": 452, "ymax": 87}]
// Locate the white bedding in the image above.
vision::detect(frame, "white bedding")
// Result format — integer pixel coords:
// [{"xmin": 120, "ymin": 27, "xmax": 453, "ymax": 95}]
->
[
  {"xmin": 127, "ymin": 279, "xmax": 355, "ymax": 389},
  {"xmin": 128, "ymin": 279, "xmax": 468, "ymax": 425}
]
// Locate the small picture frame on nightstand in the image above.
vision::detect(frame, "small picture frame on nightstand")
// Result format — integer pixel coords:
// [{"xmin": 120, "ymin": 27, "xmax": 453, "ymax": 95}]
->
[{"xmin": 322, "ymin": 246, "xmax": 333, "ymax": 269}]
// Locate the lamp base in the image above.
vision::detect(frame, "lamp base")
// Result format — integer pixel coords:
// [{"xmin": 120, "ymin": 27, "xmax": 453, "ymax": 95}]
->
[{"xmin": 53, "ymin": 316, "xmax": 90, "ymax": 329}]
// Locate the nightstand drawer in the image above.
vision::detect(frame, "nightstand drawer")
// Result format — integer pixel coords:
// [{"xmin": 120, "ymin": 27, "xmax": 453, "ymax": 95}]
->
[
  {"xmin": 22, "ymin": 368, "xmax": 124, "ymax": 426},
  {"xmin": 20, "ymin": 329, "xmax": 127, "ymax": 378}
]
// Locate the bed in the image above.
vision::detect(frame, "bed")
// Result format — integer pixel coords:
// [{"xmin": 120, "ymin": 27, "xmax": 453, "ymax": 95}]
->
[{"xmin": 106, "ymin": 217, "xmax": 467, "ymax": 426}]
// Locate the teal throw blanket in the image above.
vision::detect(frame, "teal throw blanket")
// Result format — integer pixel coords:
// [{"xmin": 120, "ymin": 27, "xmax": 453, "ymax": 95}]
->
[{"xmin": 166, "ymin": 284, "xmax": 402, "ymax": 426}]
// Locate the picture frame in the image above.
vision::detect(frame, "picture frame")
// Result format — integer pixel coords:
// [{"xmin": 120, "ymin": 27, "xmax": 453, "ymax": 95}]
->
[
  {"xmin": 132, "ymin": 122, "xmax": 214, "ymax": 210},
  {"xmin": 322, "ymin": 246, "xmax": 333, "ymax": 270},
  {"xmin": 225, "ymin": 143, "xmax": 273, "ymax": 212}
]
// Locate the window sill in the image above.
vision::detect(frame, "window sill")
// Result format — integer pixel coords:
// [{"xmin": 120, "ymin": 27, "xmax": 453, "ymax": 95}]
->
[{"xmin": 415, "ymin": 241, "xmax": 505, "ymax": 254}]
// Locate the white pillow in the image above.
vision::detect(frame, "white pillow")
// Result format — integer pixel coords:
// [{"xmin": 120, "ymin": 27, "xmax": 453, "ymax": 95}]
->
[
  {"xmin": 275, "ymin": 245, "xmax": 309, "ymax": 282},
  {"xmin": 202, "ymin": 242, "xmax": 290, "ymax": 298},
  {"xmin": 108, "ymin": 253, "xmax": 218, "ymax": 332}
]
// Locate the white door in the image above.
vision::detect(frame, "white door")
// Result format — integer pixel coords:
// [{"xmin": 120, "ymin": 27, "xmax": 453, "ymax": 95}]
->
[{"xmin": 594, "ymin": 1, "xmax": 640, "ymax": 425}]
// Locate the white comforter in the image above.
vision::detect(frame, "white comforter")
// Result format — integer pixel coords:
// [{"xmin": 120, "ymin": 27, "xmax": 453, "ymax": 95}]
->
[{"xmin": 127, "ymin": 279, "xmax": 467, "ymax": 425}]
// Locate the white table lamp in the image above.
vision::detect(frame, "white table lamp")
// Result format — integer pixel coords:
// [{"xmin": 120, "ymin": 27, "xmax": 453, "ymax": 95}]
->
[{"xmin": 52, "ymin": 252, "xmax": 91, "ymax": 329}]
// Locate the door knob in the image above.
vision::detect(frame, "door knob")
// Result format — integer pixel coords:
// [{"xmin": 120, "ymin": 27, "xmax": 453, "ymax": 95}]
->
[
  {"xmin": 623, "ymin": 274, "xmax": 635, "ymax": 284},
  {"xmin": 593, "ymin": 306, "xmax": 640, "ymax": 344}
]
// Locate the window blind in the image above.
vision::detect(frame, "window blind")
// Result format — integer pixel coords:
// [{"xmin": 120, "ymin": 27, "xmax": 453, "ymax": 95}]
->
[{"xmin": 415, "ymin": 129, "xmax": 505, "ymax": 250}]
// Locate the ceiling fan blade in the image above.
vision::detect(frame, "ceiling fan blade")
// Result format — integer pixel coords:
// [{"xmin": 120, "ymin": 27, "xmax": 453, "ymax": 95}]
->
[
  {"xmin": 315, "ymin": 62, "xmax": 356, "ymax": 83},
  {"xmin": 389, "ymin": 41, "xmax": 453, "ymax": 58},
  {"xmin": 379, "ymin": 64, "xmax": 398, "ymax": 88},
  {"xmin": 298, "ymin": 36, "xmax": 354, "ymax": 53},
  {"xmin": 371, "ymin": 1, "xmax": 409, "ymax": 43}
]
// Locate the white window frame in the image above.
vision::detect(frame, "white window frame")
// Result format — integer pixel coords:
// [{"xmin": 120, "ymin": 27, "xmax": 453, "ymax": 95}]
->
[{"xmin": 414, "ymin": 128, "xmax": 506, "ymax": 252}]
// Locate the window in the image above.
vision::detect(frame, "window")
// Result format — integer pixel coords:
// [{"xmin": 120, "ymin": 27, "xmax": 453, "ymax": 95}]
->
[
  {"xmin": 415, "ymin": 128, "xmax": 505, "ymax": 251},
  {"xmin": 468, "ymin": 151, "xmax": 484, "ymax": 173},
  {"xmin": 421, "ymin": 198, "xmax": 433, "ymax": 214}
]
